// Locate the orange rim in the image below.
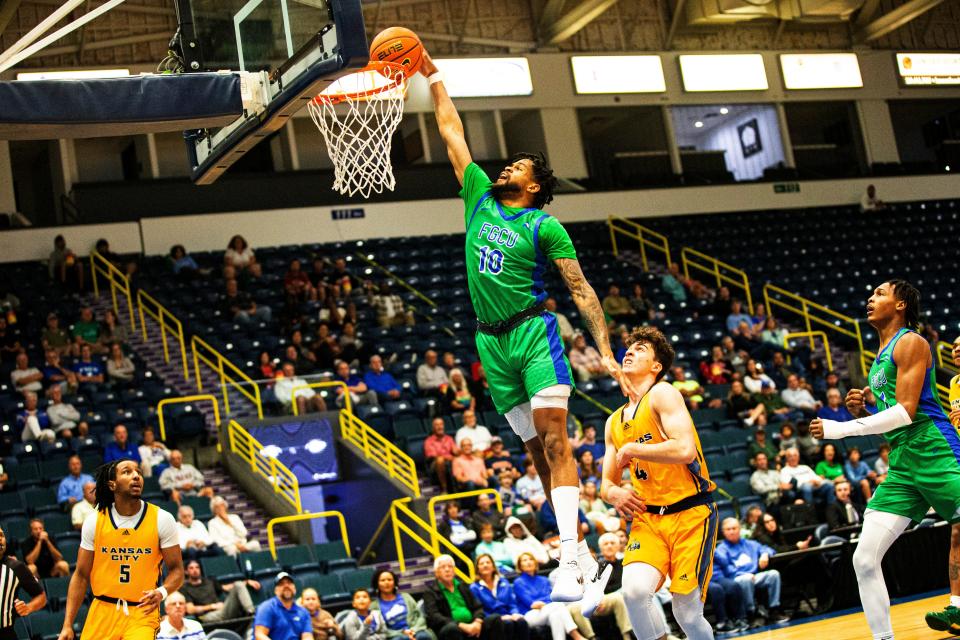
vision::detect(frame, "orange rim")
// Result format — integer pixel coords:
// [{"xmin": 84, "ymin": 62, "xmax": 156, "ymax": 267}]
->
[{"xmin": 312, "ymin": 60, "xmax": 407, "ymax": 106}]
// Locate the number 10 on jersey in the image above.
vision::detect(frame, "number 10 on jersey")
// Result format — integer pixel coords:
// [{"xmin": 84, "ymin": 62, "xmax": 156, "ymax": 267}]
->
[{"xmin": 478, "ymin": 246, "xmax": 504, "ymax": 274}]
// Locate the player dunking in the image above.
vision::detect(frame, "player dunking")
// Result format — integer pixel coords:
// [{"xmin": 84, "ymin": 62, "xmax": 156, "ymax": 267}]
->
[
  {"xmin": 418, "ymin": 50, "xmax": 630, "ymax": 605},
  {"xmin": 601, "ymin": 327, "xmax": 718, "ymax": 640},
  {"xmin": 58, "ymin": 459, "xmax": 183, "ymax": 640},
  {"xmin": 810, "ymin": 280, "xmax": 960, "ymax": 640}
]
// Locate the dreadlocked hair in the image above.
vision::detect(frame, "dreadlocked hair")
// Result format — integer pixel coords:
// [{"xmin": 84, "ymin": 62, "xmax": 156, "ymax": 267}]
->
[
  {"xmin": 94, "ymin": 461, "xmax": 121, "ymax": 512},
  {"xmin": 888, "ymin": 278, "xmax": 921, "ymax": 331},
  {"xmin": 511, "ymin": 152, "xmax": 558, "ymax": 210}
]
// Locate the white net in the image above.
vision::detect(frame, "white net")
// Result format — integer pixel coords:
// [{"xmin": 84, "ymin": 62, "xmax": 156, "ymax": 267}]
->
[{"xmin": 308, "ymin": 63, "xmax": 407, "ymax": 199}]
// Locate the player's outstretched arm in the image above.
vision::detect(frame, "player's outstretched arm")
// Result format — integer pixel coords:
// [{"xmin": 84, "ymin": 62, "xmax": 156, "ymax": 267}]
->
[
  {"xmin": 419, "ymin": 51, "xmax": 472, "ymax": 186},
  {"xmin": 58, "ymin": 548, "xmax": 93, "ymax": 640},
  {"xmin": 616, "ymin": 384, "xmax": 697, "ymax": 466}
]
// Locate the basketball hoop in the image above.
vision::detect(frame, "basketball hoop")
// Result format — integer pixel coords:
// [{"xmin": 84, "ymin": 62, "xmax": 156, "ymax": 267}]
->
[{"xmin": 308, "ymin": 61, "xmax": 408, "ymax": 198}]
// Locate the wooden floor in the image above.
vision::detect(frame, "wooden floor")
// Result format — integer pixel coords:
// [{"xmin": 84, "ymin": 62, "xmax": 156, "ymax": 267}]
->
[{"xmin": 745, "ymin": 593, "xmax": 955, "ymax": 640}]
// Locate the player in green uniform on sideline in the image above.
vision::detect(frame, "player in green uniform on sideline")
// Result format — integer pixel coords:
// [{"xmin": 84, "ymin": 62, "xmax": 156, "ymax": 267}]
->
[
  {"xmin": 418, "ymin": 49, "xmax": 633, "ymax": 610},
  {"xmin": 810, "ymin": 280, "xmax": 960, "ymax": 640}
]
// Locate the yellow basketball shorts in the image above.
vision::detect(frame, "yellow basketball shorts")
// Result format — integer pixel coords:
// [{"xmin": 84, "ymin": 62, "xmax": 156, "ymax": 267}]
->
[
  {"xmin": 81, "ymin": 598, "xmax": 160, "ymax": 640},
  {"xmin": 623, "ymin": 502, "xmax": 719, "ymax": 601}
]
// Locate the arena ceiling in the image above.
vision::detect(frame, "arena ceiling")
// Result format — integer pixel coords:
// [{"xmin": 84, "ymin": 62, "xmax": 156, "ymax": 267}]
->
[{"xmin": 0, "ymin": 0, "xmax": 957, "ymax": 70}]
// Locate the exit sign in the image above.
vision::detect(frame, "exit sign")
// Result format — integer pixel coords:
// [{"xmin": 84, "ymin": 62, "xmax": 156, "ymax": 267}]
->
[{"xmin": 773, "ymin": 183, "xmax": 800, "ymax": 194}]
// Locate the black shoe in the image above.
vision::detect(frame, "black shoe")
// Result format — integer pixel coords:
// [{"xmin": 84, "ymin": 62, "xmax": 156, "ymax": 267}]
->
[
  {"xmin": 715, "ymin": 621, "xmax": 731, "ymax": 633},
  {"xmin": 749, "ymin": 615, "xmax": 766, "ymax": 629},
  {"xmin": 768, "ymin": 607, "xmax": 791, "ymax": 624},
  {"xmin": 732, "ymin": 619, "xmax": 751, "ymax": 633}
]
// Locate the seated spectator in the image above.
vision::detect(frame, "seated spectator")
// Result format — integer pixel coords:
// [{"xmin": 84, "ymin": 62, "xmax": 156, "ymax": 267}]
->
[
  {"xmin": 341, "ymin": 588, "xmax": 388, "ymax": 640},
  {"xmin": 766, "ymin": 352, "xmax": 794, "ymax": 389},
  {"xmin": 591, "ymin": 533, "xmax": 638, "ymax": 640},
  {"xmin": 334, "ymin": 361, "xmax": 378, "ymax": 408},
  {"xmin": 708, "ymin": 573, "xmax": 748, "ymax": 634},
  {"xmin": 750, "ymin": 453, "xmax": 789, "ymax": 511},
  {"xmin": 417, "ymin": 350, "xmax": 450, "ymax": 399},
  {"xmin": 424, "ymin": 417, "xmax": 458, "ymax": 493},
  {"xmin": 42, "ymin": 349, "xmax": 77, "ymax": 395},
  {"xmin": 601, "ymin": 285, "xmax": 634, "ymax": 325},
  {"xmin": 780, "ymin": 447, "xmax": 834, "ymax": 505},
  {"xmin": 455, "ymin": 411, "xmax": 492, "ymax": 454},
  {"xmin": 734, "ymin": 320, "xmax": 767, "ymax": 358},
  {"xmin": 513, "ymin": 552, "xmax": 593, "ymax": 640},
  {"xmin": 138, "ymin": 427, "xmax": 171, "ymax": 478},
  {"xmin": 259, "ymin": 351, "xmax": 278, "ymax": 379},
  {"xmin": 11, "ymin": 352, "xmax": 43, "ymax": 395},
  {"xmin": 752, "ymin": 513, "xmax": 811, "ymax": 553},
  {"xmin": 445, "ymin": 369, "xmax": 475, "ymax": 414},
  {"xmin": 544, "ymin": 298, "xmax": 575, "ymax": 346},
  {"xmin": 576, "ymin": 450, "xmax": 600, "ymax": 483},
  {"xmin": 470, "ymin": 554, "xmax": 530, "ymax": 639},
  {"xmin": 815, "ymin": 443, "xmax": 845, "ymax": 483},
  {"xmin": 700, "ymin": 345, "xmax": 733, "ymax": 385},
  {"xmin": 825, "ymin": 480, "xmax": 864, "ymax": 533},
  {"xmin": 741, "ymin": 505, "xmax": 764, "ymax": 538},
  {"xmin": 274, "ymin": 362, "xmax": 327, "ymax": 415},
  {"xmin": 497, "ymin": 473, "xmax": 518, "ymax": 513},
  {"xmin": 777, "ymin": 423, "xmax": 797, "ymax": 456},
  {"xmin": 301, "ymin": 587, "xmax": 343, "ymax": 640},
  {"xmin": 580, "ymin": 480, "xmax": 620, "ymax": 534},
  {"xmin": 760, "ymin": 317, "xmax": 788, "ymax": 351},
  {"xmin": 99, "ymin": 309, "xmax": 129, "ymax": 348},
  {"xmin": 169, "ymin": 244, "xmax": 202, "ymax": 279},
  {"xmin": 503, "ymin": 518, "xmax": 550, "ymax": 567},
  {"xmin": 160, "ymin": 449, "xmax": 214, "ymax": 504},
  {"xmin": 726, "ymin": 300, "xmax": 754, "ymax": 335},
  {"xmin": 485, "ymin": 437, "xmax": 516, "ymax": 480},
  {"xmin": 757, "ymin": 381, "xmax": 804, "ymax": 423},
  {"xmin": 823, "ymin": 370, "xmax": 848, "ymax": 401},
  {"xmin": 180, "ymin": 558, "xmax": 256, "ymax": 622},
  {"xmin": 57, "ymin": 455, "xmax": 94, "ymax": 511},
  {"xmin": 818, "ymin": 388, "xmax": 854, "ymax": 422},
  {"xmin": 714, "ymin": 518, "xmax": 789, "ymax": 627},
  {"xmin": 470, "ymin": 493, "xmax": 506, "ymax": 537},
  {"xmin": 671, "ymin": 367, "xmax": 709, "ymax": 410},
  {"xmin": 721, "ymin": 335, "xmax": 748, "ymax": 375},
  {"xmin": 17, "ymin": 391, "xmax": 55, "ymax": 443},
  {"xmin": 568, "ymin": 334, "xmax": 604, "ymax": 382},
  {"xmin": 874, "ymin": 443, "xmax": 890, "ymax": 483},
  {"xmin": 370, "ymin": 282, "xmax": 414, "ymax": 328},
  {"xmin": 364, "ymin": 355, "xmax": 402, "ymax": 403},
  {"xmin": 748, "ymin": 428, "xmax": 779, "ymax": 468},
  {"xmin": 285, "ymin": 258, "xmax": 316, "ymax": 302},
  {"xmin": 284, "ymin": 344, "xmax": 315, "ymax": 376},
  {"xmin": 22, "ymin": 518, "xmax": 70, "ymax": 578},
  {"xmin": 515, "ymin": 460, "xmax": 546, "ymax": 509},
  {"xmin": 843, "ymin": 446, "xmax": 875, "ymax": 502},
  {"xmin": 439, "ymin": 502, "xmax": 479, "ymax": 556},
  {"xmin": 72, "ymin": 306, "xmax": 103, "ymax": 353},
  {"xmin": 208, "ymin": 496, "xmax": 261, "ymax": 556},
  {"xmin": 42, "ymin": 313, "xmax": 73, "ymax": 357},
  {"xmin": 751, "ymin": 302, "xmax": 768, "ymax": 330},
  {"xmin": 177, "ymin": 505, "xmax": 221, "ymax": 559},
  {"xmin": 629, "ymin": 283, "xmax": 656, "ymax": 322},
  {"xmin": 49, "ymin": 234, "xmax": 85, "ymax": 291},
  {"xmin": 473, "ymin": 528, "xmax": 514, "ymax": 573},
  {"xmin": 743, "ymin": 359, "xmax": 774, "ymax": 395},
  {"xmin": 727, "ymin": 380, "xmax": 766, "ymax": 428},
  {"xmin": 158, "ymin": 591, "xmax": 206, "ymax": 640},
  {"xmin": 94, "ymin": 238, "xmax": 121, "ymax": 267},
  {"xmin": 452, "ymin": 440, "xmax": 488, "ymax": 492},
  {"xmin": 71, "ymin": 344, "xmax": 105, "ymax": 392},
  {"xmin": 222, "ymin": 278, "xmax": 272, "ymax": 325},
  {"xmin": 224, "ymin": 235, "xmax": 260, "ymax": 277},
  {"xmin": 254, "ymin": 572, "xmax": 313, "ymax": 640},
  {"xmin": 574, "ymin": 424, "xmax": 604, "ymax": 461},
  {"xmin": 613, "ymin": 329, "xmax": 630, "ymax": 365},
  {"xmin": 327, "ymin": 258, "xmax": 359, "ymax": 299},
  {"xmin": 106, "ymin": 341, "xmax": 136, "ymax": 387},
  {"xmin": 661, "ymin": 263, "xmax": 686, "ymax": 303},
  {"xmin": 370, "ymin": 570, "xmax": 433, "ymax": 640},
  {"xmin": 312, "ymin": 323, "xmax": 342, "ymax": 370},
  {"xmin": 860, "ymin": 183, "xmax": 887, "ymax": 212},
  {"xmin": 423, "ymin": 555, "xmax": 505, "ymax": 640},
  {"xmin": 103, "ymin": 424, "xmax": 142, "ymax": 464},
  {"xmin": 537, "ymin": 499, "xmax": 590, "ymax": 541},
  {"xmin": 795, "ymin": 421, "xmax": 821, "ymax": 463},
  {"xmin": 781, "ymin": 374, "xmax": 820, "ymax": 417},
  {"xmin": 71, "ymin": 481, "xmax": 97, "ymax": 530}
]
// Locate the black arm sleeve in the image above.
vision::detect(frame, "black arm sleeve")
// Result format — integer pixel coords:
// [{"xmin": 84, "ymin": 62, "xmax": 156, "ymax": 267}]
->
[{"xmin": 12, "ymin": 562, "xmax": 43, "ymax": 598}]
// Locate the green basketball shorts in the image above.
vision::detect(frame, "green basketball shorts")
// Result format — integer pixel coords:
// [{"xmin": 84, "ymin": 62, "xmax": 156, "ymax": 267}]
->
[{"xmin": 868, "ymin": 431, "xmax": 960, "ymax": 523}]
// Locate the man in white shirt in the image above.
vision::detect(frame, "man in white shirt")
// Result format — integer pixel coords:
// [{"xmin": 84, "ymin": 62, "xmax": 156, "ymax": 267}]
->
[
  {"xmin": 47, "ymin": 384, "xmax": 81, "ymax": 436},
  {"xmin": 71, "ymin": 482, "xmax": 97, "ymax": 531},
  {"xmin": 860, "ymin": 184, "xmax": 887, "ymax": 212},
  {"xmin": 11, "ymin": 352, "xmax": 43, "ymax": 394},
  {"xmin": 416, "ymin": 350, "xmax": 449, "ymax": 399},
  {"xmin": 207, "ymin": 496, "xmax": 261, "ymax": 556},
  {"xmin": 516, "ymin": 458, "xmax": 547, "ymax": 509},
  {"xmin": 273, "ymin": 362, "xmax": 327, "ymax": 415},
  {"xmin": 177, "ymin": 505, "xmax": 221, "ymax": 560},
  {"xmin": 749, "ymin": 453, "xmax": 789, "ymax": 510},
  {"xmin": 454, "ymin": 410, "xmax": 492, "ymax": 453},
  {"xmin": 780, "ymin": 374, "xmax": 821, "ymax": 417},
  {"xmin": 779, "ymin": 448, "xmax": 834, "ymax": 506},
  {"xmin": 159, "ymin": 450, "xmax": 214, "ymax": 505},
  {"xmin": 158, "ymin": 591, "xmax": 207, "ymax": 640}
]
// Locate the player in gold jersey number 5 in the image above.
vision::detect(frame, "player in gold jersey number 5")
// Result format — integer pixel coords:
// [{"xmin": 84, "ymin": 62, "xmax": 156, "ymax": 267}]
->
[{"xmin": 58, "ymin": 459, "xmax": 184, "ymax": 640}]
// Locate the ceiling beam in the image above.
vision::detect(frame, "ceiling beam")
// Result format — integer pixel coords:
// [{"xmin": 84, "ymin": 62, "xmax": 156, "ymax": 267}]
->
[
  {"xmin": 539, "ymin": 0, "xmax": 567, "ymax": 30},
  {"xmin": 417, "ymin": 30, "xmax": 536, "ymax": 50},
  {"xmin": 27, "ymin": 0, "xmax": 173, "ymax": 17},
  {"xmin": 0, "ymin": 0, "xmax": 25, "ymax": 35},
  {"xmin": 664, "ymin": 0, "xmax": 689, "ymax": 48},
  {"xmin": 854, "ymin": 0, "xmax": 883, "ymax": 28},
  {"xmin": 27, "ymin": 30, "xmax": 169, "ymax": 59},
  {"xmin": 854, "ymin": 0, "xmax": 946, "ymax": 41},
  {"xmin": 541, "ymin": 0, "xmax": 620, "ymax": 44}
]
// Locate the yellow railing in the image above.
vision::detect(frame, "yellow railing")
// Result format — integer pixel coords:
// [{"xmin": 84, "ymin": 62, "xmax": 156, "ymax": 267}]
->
[
  {"xmin": 607, "ymin": 215, "xmax": 671, "ymax": 272},
  {"xmin": 90, "ymin": 250, "xmax": 136, "ymax": 331},
  {"xmin": 291, "ymin": 380, "xmax": 347, "ymax": 417},
  {"xmin": 937, "ymin": 341, "xmax": 958, "ymax": 375},
  {"xmin": 226, "ymin": 419, "xmax": 301, "ymax": 513},
  {"xmin": 157, "ymin": 394, "xmax": 220, "ymax": 442},
  {"xmin": 681, "ymin": 247, "xmax": 753, "ymax": 314},
  {"xmin": 783, "ymin": 331, "xmax": 833, "ymax": 372},
  {"xmin": 266, "ymin": 511, "xmax": 350, "ymax": 560},
  {"xmin": 191, "ymin": 335, "xmax": 263, "ymax": 418},
  {"xmin": 391, "ymin": 497, "xmax": 476, "ymax": 583},
  {"xmin": 137, "ymin": 289, "xmax": 189, "ymax": 381},
  {"xmin": 428, "ymin": 489, "xmax": 502, "ymax": 551},
  {"xmin": 342, "ymin": 413, "xmax": 420, "ymax": 499}
]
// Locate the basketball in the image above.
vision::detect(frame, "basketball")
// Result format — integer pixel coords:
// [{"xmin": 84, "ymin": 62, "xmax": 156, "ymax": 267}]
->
[{"xmin": 369, "ymin": 26, "xmax": 423, "ymax": 78}]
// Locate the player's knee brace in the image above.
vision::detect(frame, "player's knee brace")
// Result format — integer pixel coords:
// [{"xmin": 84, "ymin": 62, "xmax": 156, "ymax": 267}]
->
[
  {"xmin": 505, "ymin": 402, "xmax": 536, "ymax": 442},
  {"xmin": 529, "ymin": 384, "xmax": 571, "ymax": 411}
]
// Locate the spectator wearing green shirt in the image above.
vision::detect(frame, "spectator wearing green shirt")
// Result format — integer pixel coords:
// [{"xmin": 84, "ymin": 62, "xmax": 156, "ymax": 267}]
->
[
  {"xmin": 72, "ymin": 306, "xmax": 104, "ymax": 354},
  {"xmin": 756, "ymin": 382, "xmax": 804, "ymax": 423},
  {"xmin": 423, "ymin": 555, "xmax": 505, "ymax": 640},
  {"xmin": 42, "ymin": 313, "xmax": 73, "ymax": 357},
  {"xmin": 814, "ymin": 443, "xmax": 845, "ymax": 483}
]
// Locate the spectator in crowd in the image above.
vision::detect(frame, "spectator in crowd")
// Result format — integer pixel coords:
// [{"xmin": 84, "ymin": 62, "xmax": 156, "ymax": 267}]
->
[
  {"xmin": 473, "ymin": 528, "xmax": 513, "ymax": 573},
  {"xmin": 11, "ymin": 352, "xmax": 43, "ymax": 394},
  {"xmin": 417, "ymin": 350, "xmax": 450, "ymax": 400},
  {"xmin": 161, "ymin": 449, "xmax": 214, "ymax": 504},
  {"xmin": 0, "ymin": 461, "xmax": 8, "ymax": 493},
  {"xmin": 169, "ymin": 245, "xmax": 202, "ymax": 279},
  {"xmin": 780, "ymin": 447, "xmax": 834, "ymax": 505},
  {"xmin": 824, "ymin": 480, "xmax": 863, "ymax": 533},
  {"xmin": 440, "ymin": 352, "xmax": 457, "ymax": 373},
  {"xmin": 285, "ymin": 258, "xmax": 317, "ymax": 303},
  {"xmin": 470, "ymin": 493, "xmax": 506, "ymax": 538},
  {"xmin": 671, "ymin": 367, "xmax": 706, "ymax": 410},
  {"xmin": 208, "ymin": 496, "xmax": 261, "ymax": 556},
  {"xmin": 138, "ymin": 427, "xmax": 171, "ymax": 478},
  {"xmin": 574, "ymin": 424, "xmax": 604, "ymax": 461},
  {"xmin": 734, "ymin": 320, "xmax": 766, "ymax": 358},
  {"xmin": 781, "ymin": 374, "xmax": 820, "ymax": 417},
  {"xmin": 537, "ymin": 498, "xmax": 590, "ymax": 540},
  {"xmin": 576, "ymin": 450, "xmax": 600, "ymax": 483},
  {"xmin": 843, "ymin": 446, "xmax": 875, "ymax": 502},
  {"xmin": 778, "ymin": 423, "xmax": 797, "ymax": 456},
  {"xmin": 630, "ymin": 283, "xmax": 656, "ymax": 323},
  {"xmin": 223, "ymin": 278, "xmax": 272, "ymax": 325},
  {"xmin": 424, "ymin": 417, "xmax": 458, "ymax": 493},
  {"xmin": 341, "ymin": 588, "xmax": 387, "ymax": 640},
  {"xmin": 757, "ymin": 381, "xmax": 804, "ymax": 423},
  {"xmin": 818, "ymin": 388, "xmax": 853, "ymax": 422},
  {"xmin": 49, "ymin": 234, "xmax": 85, "ymax": 291},
  {"xmin": 445, "ymin": 369, "xmax": 475, "ymax": 414},
  {"xmin": 72, "ymin": 306, "xmax": 103, "ymax": 353},
  {"xmin": 743, "ymin": 360, "xmax": 774, "ymax": 395},
  {"xmin": 766, "ymin": 352, "xmax": 795, "ymax": 390},
  {"xmin": 589, "ymin": 533, "xmax": 637, "ymax": 640},
  {"xmin": 815, "ymin": 442, "xmax": 845, "ymax": 483},
  {"xmin": 613, "ymin": 329, "xmax": 630, "ymax": 365},
  {"xmin": 721, "ymin": 335, "xmax": 748, "ymax": 375},
  {"xmin": 874, "ymin": 443, "xmax": 891, "ymax": 483},
  {"xmin": 485, "ymin": 437, "xmax": 516, "ymax": 480},
  {"xmin": 750, "ymin": 452, "xmax": 789, "ymax": 511},
  {"xmin": 253, "ymin": 571, "xmax": 313, "ymax": 640},
  {"xmin": 0, "ymin": 317, "xmax": 21, "ymax": 365},
  {"xmin": 22, "ymin": 518, "xmax": 70, "ymax": 578},
  {"xmin": 752, "ymin": 513, "xmax": 811, "ymax": 553},
  {"xmin": 99, "ymin": 309, "xmax": 129, "ymax": 348},
  {"xmin": 364, "ymin": 355, "xmax": 402, "ymax": 403},
  {"xmin": 274, "ymin": 362, "xmax": 327, "ymax": 415},
  {"xmin": 17, "ymin": 391, "xmax": 55, "ymax": 443},
  {"xmin": 822, "ymin": 371, "xmax": 848, "ymax": 400},
  {"xmin": 469, "ymin": 364, "xmax": 492, "ymax": 413},
  {"xmin": 452, "ymin": 440, "xmax": 488, "ymax": 492},
  {"xmin": 334, "ymin": 361, "xmax": 378, "ymax": 408},
  {"xmin": 438, "ymin": 502, "xmax": 479, "ymax": 556},
  {"xmin": 455, "ymin": 411, "xmax": 492, "ymax": 454},
  {"xmin": 71, "ymin": 481, "xmax": 97, "ymax": 530},
  {"xmin": 260, "ymin": 351, "xmax": 278, "ymax": 379},
  {"xmin": 338, "ymin": 322, "xmax": 368, "ymax": 365},
  {"xmin": 714, "ymin": 518, "xmax": 789, "ymax": 627},
  {"xmin": 760, "ymin": 317, "xmax": 788, "ymax": 352},
  {"xmin": 370, "ymin": 569, "xmax": 434, "ymax": 640},
  {"xmin": 103, "ymin": 424, "xmax": 142, "ymax": 463},
  {"xmin": 326, "ymin": 258, "xmax": 359, "ymax": 300},
  {"xmin": 42, "ymin": 349, "xmax": 77, "ymax": 395},
  {"xmin": 57, "ymin": 455, "xmax": 94, "ymax": 511},
  {"xmin": 741, "ymin": 505, "xmax": 764, "ymax": 539},
  {"xmin": 290, "ymin": 330, "xmax": 317, "ymax": 365},
  {"xmin": 515, "ymin": 459, "xmax": 546, "ymax": 509},
  {"xmin": 470, "ymin": 554, "xmax": 530, "ymax": 638},
  {"xmin": 661, "ymin": 263, "xmax": 687, "ymax": 303},
  {"xmin": 860, "ymin": 184, "xmax": 887, "ymax": 212},
  {"xmin": 503, "ymin": 518, "xmax": 549, "ymax": 567},
  {"xmin": 93, "ymin": 238, "xmax": 120, "ymax": 267},
  {"xmin": 106, "ymin": 341, "xmax": 136, "ymax": 387},
  {"xmin": 747, "ymin": 428, "xmax": 779, "ymax": 468},
  {"xmin": 513, "ymin": 552, "xmax": 593, "ymax": 640},
  {"xmin": 601, "ymin": 285, "xmax": 634, "ymax": 325},
  {"xmin": 708, "ymin": 573, "xmax": 748, "ymax": 634},
  {"xmin": 700, "ymin": 345, "xmax": 733, "ymax": 385},
  {"xmin": 370, "ymin": 282, "xmax": 413, "ymax": 328},
  {"xmin": 580, "ymin": 480, "xmax": 620, "ymax": 534},
  {"xmin": 568, "ymin": 333, "xmax": 604, "ymax": 382},
  {"xmin": 72, "ymin": 344, "xmax": 105, "ymax": 392},
  {"xmin": 497, "ymin": 473, "xmax": 518, "ymax": 513},
  {"xmin": 300, "ymin": 587, "xmax": 342, "ymax": 640},
  {"xmin": 177, "ymin": 506, "xmax": 221, "ymax": 560},
  {"xmin": 751, "ymin": 302, "xmax": 767, "ymax": 330},
  {"xmin": 423, "ymin": 554, "xmax": 505, "ymax": 640},
  {"xmin": 726, "ymin": 300, "xmax": 754, "ymax": 334},
  {"xmin": 284, "ymin": 344, "xmax": 315, "ymax": 376},
  {"xmin": 42, "ymin": 313, "xmax": 72, "ymax": 357},
  {"xmin": 158, "ymin": 591, "xmax": 207, "ymax": 640},
  {"xmin": 728, "ymin": 380, "xmax": 767, "ymax": 428},
  {"xmin": 795, "ymin": 422, "xmax": 821, "ymax": 464},
  {"xmin": 180, "ymin": 558, "xmax": 256, "ymax": 622},
  {"xmin": 224, "ymin": 235, "xmax": 260, "ymax": 277},
  {"xmin": 544, "ymin": 298, "xmax": 575, "ymax": 346}
]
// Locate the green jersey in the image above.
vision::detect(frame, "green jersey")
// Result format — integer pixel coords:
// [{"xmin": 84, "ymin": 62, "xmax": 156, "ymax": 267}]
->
[{"xmin": 460, "ymin": 163, "xmax": 577, "ymax": 324}]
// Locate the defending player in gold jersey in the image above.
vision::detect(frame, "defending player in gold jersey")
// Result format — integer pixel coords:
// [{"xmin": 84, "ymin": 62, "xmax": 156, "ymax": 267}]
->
[{"xmin": 601, "ymin": 327, "xmax": 718, "ymax": 640}]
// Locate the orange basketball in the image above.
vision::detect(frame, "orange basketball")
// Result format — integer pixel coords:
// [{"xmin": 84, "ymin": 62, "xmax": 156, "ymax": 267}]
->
[{"xmin": 369, "ymin": 27, "xmax": 423, "ymax": 78}]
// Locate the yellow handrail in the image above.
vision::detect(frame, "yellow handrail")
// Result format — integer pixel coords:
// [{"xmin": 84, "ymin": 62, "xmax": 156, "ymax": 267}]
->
[
  {"xmin": 157, "ymin": 394, "xmax": 220, "ymax": 442},
  {"xmin": 266, "ymin": 511, "xmax": 350, "ymax": 561},
  {"xmin": 191, "ymin": 335, "xmax": 263, "ymax": 418},
  {"xmin": 681, "ymin": 247, "xmax": 753, "ymax": 314},
  {"xmin": 937, "ymin": 340, "xmax": 958, "ymax": 375},
  {"xmin": 783, "ymin": 331, "xmax": 833, "ymax": 372},
  {"xmin": 340, "ymin": 407, "xmax": 421, "ymax": 498},
  {"xmin": 428, "ymin": 489, "xmax": 502, "ymax": 553},
  {"xmin": 226, "ymin": 419, "xmax": 301, "ymax": 513},
  {"xmin": 607, "ymin": 215, "xmax": 671, "ymax": 272},
  {"xmin": 137, "ymin": 289, "xmax": 189, "ymax": 381},
  {"xmin": 391, "ymin": 497, "xmax": 476, "ymax": 583},
  {"xmin": 89, "ymin": 250, "xmax": 136, "ymax": 332},
  {"xmin": 291, "ymin": 381, "xmax": 349, "ymax": 416}
]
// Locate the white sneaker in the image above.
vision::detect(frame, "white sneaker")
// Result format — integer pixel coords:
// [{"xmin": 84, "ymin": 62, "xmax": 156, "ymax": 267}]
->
[
  {"xmin": 550, "ymin": 562, "xmax": 584, "ymax": 603},
  {"xmin": 581, "ymin": 563, "xmax": 613, "ymax": 617}
]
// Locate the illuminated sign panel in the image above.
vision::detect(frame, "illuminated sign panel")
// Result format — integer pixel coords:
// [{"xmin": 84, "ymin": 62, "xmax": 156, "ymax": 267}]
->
[
  {"xmin": 679, "ymin": 54, "xmax": 768, "ymax": 92},
  {"xmin": 780, "ymin": 54, "xmax": 863, "ymax": 89},
  {"xmin": 435, "ymin": 58, "xmax": 533, "ymax": 97},
  {"xmin": 896, "ymin": 53, "xmax": 960, "ymax": 86},
  {"xmin": 571, "ymin": 55, "xmax": 666, "ymax": 94}
]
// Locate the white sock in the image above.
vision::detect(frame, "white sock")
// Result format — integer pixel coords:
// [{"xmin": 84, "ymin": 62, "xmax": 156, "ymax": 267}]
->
[
  {"xmin": 552, "ymin": 486, "xmax": 580, "ymax": 566},
  {"xmin": 577, "ymin": 539, "xmax": 598, "ymax": 578},
  {"xmin": 951, "ymin": 595, "xmax": 960, "ymax": 608}
]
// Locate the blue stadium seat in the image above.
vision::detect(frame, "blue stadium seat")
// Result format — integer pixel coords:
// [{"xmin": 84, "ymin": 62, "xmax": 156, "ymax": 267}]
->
[{"xmin": 201, "ymin": 555, "xmax": 245, "ymax": 583}]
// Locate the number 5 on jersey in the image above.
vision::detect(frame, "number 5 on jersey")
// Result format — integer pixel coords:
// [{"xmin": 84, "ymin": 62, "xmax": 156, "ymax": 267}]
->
[
  {"xmin": 478, "ymin": 246, "xmax": 504, "ymax": 275},
  {"xmin": 119, "ymin": 564, "xmax": 130, "ymax": 583}
]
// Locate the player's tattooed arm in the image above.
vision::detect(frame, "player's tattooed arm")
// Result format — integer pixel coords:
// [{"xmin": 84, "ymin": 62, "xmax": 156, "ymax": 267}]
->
[{"xmin": 556, "ymin": 258, "xmax": 610, "ymax": 355}]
